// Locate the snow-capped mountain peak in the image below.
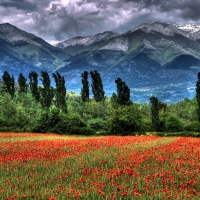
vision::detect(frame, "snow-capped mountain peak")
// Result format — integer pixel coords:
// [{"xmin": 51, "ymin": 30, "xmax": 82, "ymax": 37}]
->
[
  {"xmin": 175, "ymin": 24, "xmax": 200, "ymax": 33},
  {"xmin": 127, "ymin": 21, "xmax": 184, "ymax": 37}
]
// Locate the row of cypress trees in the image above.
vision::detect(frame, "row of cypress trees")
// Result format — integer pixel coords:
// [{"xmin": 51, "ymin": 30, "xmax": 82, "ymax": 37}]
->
[
  {"xmin": 1, "ymin": 71, "xmax": 67, "ymax": 113},
  {"xmin": 80, "ymin": 70, "xmax": 131, "ymax": 105},
  {"xmin": 1, "ymin": 70, "xmax": 132, "ymax": 110},
  {"xmin": 81, "ymin": 70, "xmax": 106, "ymax": 102}
]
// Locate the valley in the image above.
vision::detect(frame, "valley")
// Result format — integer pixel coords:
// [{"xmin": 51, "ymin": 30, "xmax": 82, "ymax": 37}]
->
[{"xmin": 1, "ymin": 21, "xmax": 200, "ymax": 103}]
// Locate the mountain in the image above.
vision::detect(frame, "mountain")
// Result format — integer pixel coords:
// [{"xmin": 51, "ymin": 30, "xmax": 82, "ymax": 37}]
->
[
  {"xmin": 175, "ymin": 24, "xmax": 200, "ymax": 41},
  {"xmin": 0, "ymin": 23, "xmax": 70, "ymax": 77},
  {"xmin": 1, "ymin": 22, "xmax": 200, "ymax": 103},
  {"xmin": 57, "ymin": 22, "xmax": 200, "ymax": 103},
  {"xmin": 55, "ymin": 31, "xmax": 119, "ymax": 56}
]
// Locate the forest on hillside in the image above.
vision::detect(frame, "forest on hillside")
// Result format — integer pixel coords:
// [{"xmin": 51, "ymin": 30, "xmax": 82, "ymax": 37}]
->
[{"xmin": 0, "ymin": 70, "xmax": 200, "ymax": 136}]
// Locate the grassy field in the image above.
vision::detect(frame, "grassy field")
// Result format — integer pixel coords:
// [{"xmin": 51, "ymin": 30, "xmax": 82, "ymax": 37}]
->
[{"xmin": 0, "ymin": 133, "xmax": 200, "ymax": 199}]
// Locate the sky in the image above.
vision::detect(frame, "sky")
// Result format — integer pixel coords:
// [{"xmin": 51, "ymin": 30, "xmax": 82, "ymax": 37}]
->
[{"xmin": 0, "ymin": 0, "xmax": 200, "ymax": 44}]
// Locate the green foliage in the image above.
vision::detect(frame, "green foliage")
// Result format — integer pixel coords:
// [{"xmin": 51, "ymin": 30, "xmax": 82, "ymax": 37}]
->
[
  {"xmin": 139, "ymin": 103, "xmax": 151, "ymax": 119},
  {"xmin": 87, "ymin": 118, "xmax": 108, "ymax": 131},
  {"xmin": 0, "ymin": 93, "xmax": 42, "ymax": 132},
  {"xmin": 150, "ymin": 96, "xmax": 159, "ymax": 131},
  {"xmin": 68, "ymin": 127, "xmax": 95, "ymax": 135},
  {"xmin": 165, "ymin": 115, "xmax": 184, "ymax": 132},
  {"xmin": 169, "ymin": 98, "xmax": 197, "ymax": 122},
  {"xmin": 52, "ymin": 72, "xmax": 67, "ymax": 113},
  {"xmin": 110, "ymin": 104, "xmax": 143, "ymax": 135},
  {"xmin": 0, "ymin": 93, "xmax": 16, "ymax": 129},
  {"xmin": 157, "ymin": 118, "xmax": 166, "ymax": 132},
  {"xmin": 141, "ymin": 119, "xmax": 152, "ymax": 132},
  {"xmin": 2, "ymin": 71, "xmax": 15, "ymax": 99},
  {"xmin": 110, "ymin": 92, "xmax": 118, "ymax": 108},
  {"xmin": 90, "ymin": 70, "xmax": 105, "ymax": 102},
  {"xmin": 81, "ymin": 71, "xmax": 89, "ymax": 102},
  {"xmin": 1, "ymin": 70, "xmax": 200, "ymax": 136},
  {"xmin": 39, "ymin": 71, "xmax": 54, "ymax": 109},
  {"xmin": 196, "ymin": 72, "xmax": 200, "ymax": 121},
  {"xmin": 115, "ymin": 77, "xmax": 131, "ymax": 105},
  {"xmin": 71, "ymin": 100, "xmax": 110, "ymax": 121},
  {"xmin": 156, "ymin": 132, "xmax": 200, "ymax": 137},
  {"xmin": 18, "ymin": 73, "xmax": 28, "ymax": 94},
  {"xmin": 28, "ymin": 71, "xmax": 40, "ymax": 102},
  {"xmin": 34, "ymin": 107, "xmax": 91, "ymax": 134},
  {"xmin": 184, "ymin": 121, "xmax": 200, "ymax": 132}
]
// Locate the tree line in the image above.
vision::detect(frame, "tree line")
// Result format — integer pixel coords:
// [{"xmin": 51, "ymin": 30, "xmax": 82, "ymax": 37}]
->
[{"xmin": 1, "ymin": 70, "xmax": 200, "ymax": 136}]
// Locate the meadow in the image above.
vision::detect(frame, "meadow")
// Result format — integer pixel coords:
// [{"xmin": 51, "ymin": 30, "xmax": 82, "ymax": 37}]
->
[{"xmin": 0, "ymin": 133, "xmax": 200, "ymax": 199}]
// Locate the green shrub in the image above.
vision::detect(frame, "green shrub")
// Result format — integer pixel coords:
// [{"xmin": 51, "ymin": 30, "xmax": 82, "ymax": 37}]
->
[
  {"xmin": 65, "ymin": 126, "xmax": 95, "ymax": 135},
  {"xmin": 184, "ymin": 121, "xmax": 200, "ymax": 132},
  {"xmin": 156, "ymin": 132, "xmax": 200, "ymax": 137},
  {"xmin": 165, "ymin": 115, "xmax": 184, "ymax": 132},
  {"xmin": 110, "ymin": 104, "xmax": 142, "ymax": 135},
  {"xmin": 95, "ymin": 130, "xmax": 109, "ymax": 136},
  {"xmin": 87, "ymin": 118, "xmax": 108, "ymax": 131},
  {"xmin": 141, "ymin": 119, "xmax": 152, "ymax": 132},
  {"xmin": 158, "ymin": 118, "xmax": 166, "ymax": 132},
  {"xmin": 34, "ymin": 107, "xmax": 88, "ymax": 134}
]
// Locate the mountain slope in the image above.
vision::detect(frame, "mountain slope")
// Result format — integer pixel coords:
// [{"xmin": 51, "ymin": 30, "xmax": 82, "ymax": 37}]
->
[
  {"xmin": 1, "ymin": 22, "xmax": 200, "ymax": 103},
  {"xmin": 0, "ymin": 23, "xmax": 70, "ymax": 75},
  {"xmin": 175, "ymin": 24, "xmax": 200, "ymax": 41},
  {"xmin": 57, "ymin": 22, "xmax": 200, "ymax": 102},
  {"xmin": 55, "ymin": 31, "xmax": 119, "ymax": 56}
]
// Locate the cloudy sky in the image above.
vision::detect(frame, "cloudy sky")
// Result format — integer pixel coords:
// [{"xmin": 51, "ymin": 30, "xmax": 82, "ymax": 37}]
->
[{"xmin": 0, "ymin": 0, "xmax": 200, "ymax": 44}]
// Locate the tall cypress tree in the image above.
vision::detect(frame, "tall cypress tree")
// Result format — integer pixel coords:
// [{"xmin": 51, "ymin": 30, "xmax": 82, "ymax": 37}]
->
[
  {"xmin": 52, "ymin": 72, "xmax": 67, "ymax": 113},
  {"xmin": 18, "ymin": 73, "xmax": 28, "ymax": 94},
  {"xmin": 40, "ymin": 71, "xmax": 54, "ymax": 109},
  {"xmin": 196, "ymin": 72, "xmax": 200, "ymax": 121},
  {"xmin": 115, "ymin": 77, "xmax": 131, "ymax": 105},
  {"xmin": 90, "ymin": 70, "xmax": 105, "ymax": 102},
  {"xmin": 2, "ymin": 71, "xmax": 15, "ymax": 99},
  {"xmin": 81, "ymin": 71, "xmax": 89, "ymax": 102},
  {"xmin": 150, "ymin": 96, "xmax": 159, "ymax": 131},
  {"xmin": 28, "ymin": 71, "xmax": 40, "ymax": 102}
]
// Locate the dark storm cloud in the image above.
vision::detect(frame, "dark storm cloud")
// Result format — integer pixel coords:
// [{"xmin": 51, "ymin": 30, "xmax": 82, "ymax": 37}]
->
[
  {"xmin": 122, "ymin": 0, "xmax": 200, "ymax": 20},
  {"xmin": 0, "ymin": 0, "xmax": 36, "ymax": 11},
  {"xmin": 0, "ymin": 0, "xmax": 200, "ymax": 43}
]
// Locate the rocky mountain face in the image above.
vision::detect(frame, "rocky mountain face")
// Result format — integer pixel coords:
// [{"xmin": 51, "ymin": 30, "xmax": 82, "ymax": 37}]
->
[
  {"xmin": 54, "ymin": 31, "xmax": 120, "ymax": 56},
  {"xmin": 175, "ymin": 24, "xmax": 200, "ymax": 41},
  {"xmin": 0, "ymin": 23, "xmax": 70, "ymax": 77},
  {"xmin": 56, "ymin": 22, "xmax": 200, "ymax": 103},
  {"xmin": 1, "ymin": 22, "xmax": 200, "ymax": 103}
]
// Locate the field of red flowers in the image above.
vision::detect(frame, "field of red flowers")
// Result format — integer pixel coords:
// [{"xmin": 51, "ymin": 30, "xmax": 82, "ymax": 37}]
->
[{"xmin": 0, "ymin": 133, "xmax": 200, "ymax": 199}]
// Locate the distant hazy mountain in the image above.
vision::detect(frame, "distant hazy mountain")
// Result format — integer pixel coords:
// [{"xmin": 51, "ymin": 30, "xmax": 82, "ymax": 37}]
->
[
  {"xmin": 1, "ymin": 22, "xmax": 200, "ymax": 103},
  {"xmin": 0, "ymin": 23, "xmax": 70, "ymax": 77}
]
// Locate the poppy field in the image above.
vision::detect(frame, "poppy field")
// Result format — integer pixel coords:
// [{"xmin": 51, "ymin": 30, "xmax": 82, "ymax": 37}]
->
[{"xmin": 0, "ymin": 134, "xmax": 200, "ymax": 199}]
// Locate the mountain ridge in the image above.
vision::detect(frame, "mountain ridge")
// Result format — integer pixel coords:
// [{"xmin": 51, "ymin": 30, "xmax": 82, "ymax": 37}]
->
[{"xmin": 1, "ymin": 22, "xmax": 200, "ymax": 103}]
